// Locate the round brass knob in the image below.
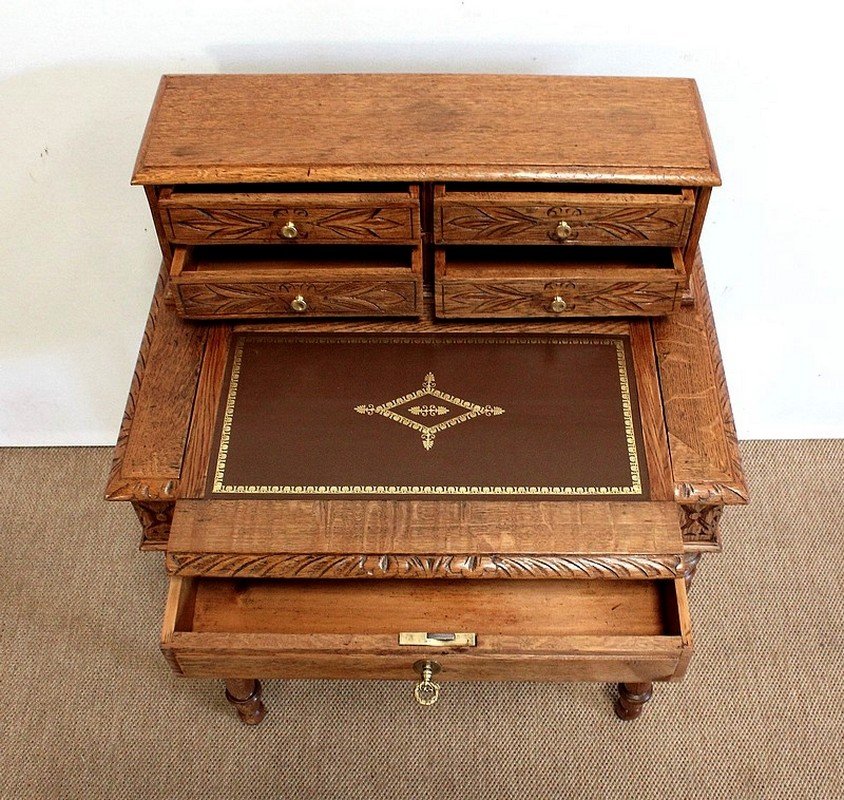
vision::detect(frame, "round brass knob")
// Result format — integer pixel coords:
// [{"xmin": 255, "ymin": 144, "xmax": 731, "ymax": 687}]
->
[
  {"xmin": 413, "ymin": 660, "xmax": 441, "ymax": 707},
  {"xmin": 281, "ymin": 221, "xmax": 299, "ymax": 239},
  {"xmin": 550, "ymin": 296, "xmax": 568, "ymax": 313},
  {"xmin": 554, "ymin": 220, "xmax": 572, "ymax": 241},
  {"xmin": 290, "ymin": 294, "xmax": 308, "ymax": 312}
]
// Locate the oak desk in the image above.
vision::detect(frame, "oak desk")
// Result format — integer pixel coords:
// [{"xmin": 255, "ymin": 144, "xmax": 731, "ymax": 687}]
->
[{"xmin": 107, "ymin": 74, "xmax": 746, "ymax": 723}]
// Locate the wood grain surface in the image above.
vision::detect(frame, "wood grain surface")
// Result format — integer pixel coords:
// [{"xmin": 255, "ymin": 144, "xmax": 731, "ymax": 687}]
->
[
  {"xmin": 653, "ymin": 249, "xmax": 748, "ymax": 505},
  {"xmin": 133, "ymin": 75, "xmax": 720, "ymax": 185},
  {"xmin": 161, "ymin": 576, "xmax": 690, "ymax": 682}
]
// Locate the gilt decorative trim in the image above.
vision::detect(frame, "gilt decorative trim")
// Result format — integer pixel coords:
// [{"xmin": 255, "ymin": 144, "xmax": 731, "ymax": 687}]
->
[
  {"xmin": 212, "ymin": 335, "xmax": 643, "ymax": 496},
  {"xmin": 166, "ymin": 552, "xmax": 684, "ymax": 580},
  {"xmin": 354, "ymin": 371, "xmax": 505, "ymax": 451}
]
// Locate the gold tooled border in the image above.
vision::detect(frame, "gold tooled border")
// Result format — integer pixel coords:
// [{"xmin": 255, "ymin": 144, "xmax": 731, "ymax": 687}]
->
[{"xmin": 212, "ymin": 335, "xmax": 643, "ymax": 496}]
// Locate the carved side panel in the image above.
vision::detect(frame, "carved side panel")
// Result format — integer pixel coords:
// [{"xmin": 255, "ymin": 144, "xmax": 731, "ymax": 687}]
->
[
  {"xmin": 132, "ymin": 500, "xmax": 174, "ymax": 550},
  {"xmin": 175, "ymin": 280, "xmax": 418, "ymax": 318},
  {"xmin": 680, "ymin": 503, "xmax": 723, "ymax": 551},
  {"xmin": 440, "ymin": 280, "xmax": 679, "ymax": 318},
  {"xmin": 165, "ymin": 205, "xmax": 416, "ymax": 243},
  {"xmin": 166, "ymin": 552, "xmax": 684, "ymax": 580},
  {"xmin": 439, "ymin": 203, "xmax": 691, "ymax": 245}
]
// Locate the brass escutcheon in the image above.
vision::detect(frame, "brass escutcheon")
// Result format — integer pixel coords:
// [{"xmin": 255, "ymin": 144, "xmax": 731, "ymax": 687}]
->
[
  {"xmin": 281, "ymin": 220, "xmax": 299, "ymax": 239},
  {"xmin": 412, "ymin": 660, "xmax": 441, "ymax": 706}
]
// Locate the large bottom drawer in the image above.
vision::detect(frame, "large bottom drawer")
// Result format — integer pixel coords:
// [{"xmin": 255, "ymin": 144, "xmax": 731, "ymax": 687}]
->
[{"xmin": 161, "ymin": 577, "xmax": 692, "ymax": 684}]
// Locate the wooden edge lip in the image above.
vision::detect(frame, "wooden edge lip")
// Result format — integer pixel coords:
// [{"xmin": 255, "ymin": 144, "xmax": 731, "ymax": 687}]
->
[
  {"xmin": 131, "ymin": 164, "xmax": 722, "ymax": 187},
  {"xmin": 675, "ymin": 481, "xmax": 749, "ymax": 506},
  {"xmin": 690, "ymin": 78, "xmax": 722, "ymax": 187},
  {"xmin": 163, "ymin": 552, "xmax": 686, "ymax": 580},
  {"xmin": 131, "ymin": 75, "xmax": 169, "ymax": 186}
]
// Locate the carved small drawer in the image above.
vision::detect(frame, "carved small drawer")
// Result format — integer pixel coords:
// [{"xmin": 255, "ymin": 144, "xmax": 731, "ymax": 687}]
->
[
  {"xmin": 436, "ymin": 246, "xmax": 686, "ymax": 318},
  {"xmin": 159, "ymin": 185, "xmax": 420, "ymax": 244},
  {"xmin": 169, "ymin": 244, "xmax": 421, "ymax": 319},
  {"xmin": 161, "ymin": 577, "xmax": 692, "ymax": 687},
  {"xmin": 434, "ymin": 184, "xmax": 695, "ymax": 246}
]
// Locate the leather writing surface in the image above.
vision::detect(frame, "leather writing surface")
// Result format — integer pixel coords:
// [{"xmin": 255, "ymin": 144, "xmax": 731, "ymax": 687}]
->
[{"xmin": 209, "ymin": 334, "xmax": 650, "ymax": 498}]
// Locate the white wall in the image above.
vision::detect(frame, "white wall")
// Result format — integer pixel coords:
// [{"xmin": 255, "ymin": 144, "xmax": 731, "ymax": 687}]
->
[{"xmin": 1, "ymin": 0, "xmax": 841, "ymax": 445}]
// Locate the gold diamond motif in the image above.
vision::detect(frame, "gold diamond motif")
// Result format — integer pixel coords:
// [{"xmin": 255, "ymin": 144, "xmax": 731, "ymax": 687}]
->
[{"xmin": 354, "ymin": 372, "xmax": 505, "ymax": 451}]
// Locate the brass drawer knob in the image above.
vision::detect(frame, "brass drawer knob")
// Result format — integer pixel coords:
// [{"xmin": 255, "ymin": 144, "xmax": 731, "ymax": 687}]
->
[
  {"xmin": 550, "ymin": 295, "xmax": 568, "ymax": 313},
  {"xmin": 413, "ymin": 660, "xmax": 441, "ymax": 707},
  {"xmin": 281, "ymin": 220, "xmax": 299, "ymax": 239},
  {"xmin": 554, "ymin": 220, "xmax": 572, "ymax": 241},
  {"xmin": 290, "ymin": 294, "xmax": 308, "ymax": 312}
]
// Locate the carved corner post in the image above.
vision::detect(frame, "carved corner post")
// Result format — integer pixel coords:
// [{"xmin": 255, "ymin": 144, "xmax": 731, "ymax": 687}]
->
[
  {"xmin": 679, "ymin": 503, "xmax": 724, "ymax": 590},
  {"xmin": 224, "ymin": 679, "xmax": 267, "ymax": 726},
  {"xmin": 131, "ymin": 500, "xmax": 174, "ymax": 550},
  {"xmin": 613, "ymin": 682, "xmax": 654, "ymax": 720}
]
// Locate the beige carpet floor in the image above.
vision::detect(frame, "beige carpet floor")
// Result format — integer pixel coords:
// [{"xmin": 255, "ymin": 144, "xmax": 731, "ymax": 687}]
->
[{"xmin": 0, "ymin": 441, "xmax": 842, "ymax": 799}]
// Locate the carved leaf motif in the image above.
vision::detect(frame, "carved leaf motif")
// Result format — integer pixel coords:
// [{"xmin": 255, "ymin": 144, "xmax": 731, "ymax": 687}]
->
[
  {"xmin": 315, "ymin": 207, "xmax": 404, "ymax": 239},
  {"xmin": 166, "ymin": 552, "xmax": 682, "ymax": 580},
  {"xmin": 178, "ymin": 209, "xmax": 271, "ymax": 239},
  {"xmin": 445, "ymin": 204, "xmax": 681, "ymax": 242},
  {"xmin": 179, "ymin": 282, "xmax": 413, "ymax": 315},
  {"xmin": 446, "ymin": 284, "xmax": 537, "ymax": 314},
  {"xmin": 448, "ymin": 207, "xmax": 541, "ymax": 237}
]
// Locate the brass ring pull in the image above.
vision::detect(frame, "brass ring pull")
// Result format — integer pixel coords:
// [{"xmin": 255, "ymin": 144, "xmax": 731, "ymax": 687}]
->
[
  {"xmin": 290, "ymin": 294, "xmax": 308, "ymax": 312},
  {"xmin": 550, "ymin": 295, "xmax": 568, "ymax": 313},
  {"xmin": 554, "ymin": 220, "xmax": 572, "ymax": 241},
  {"xmin": 412, "ymin": 660, "xmax": 441, "ymax": 707},
  {"xmin": 281, "ymin": 220, "xmax": 299, "ymax": 239}
]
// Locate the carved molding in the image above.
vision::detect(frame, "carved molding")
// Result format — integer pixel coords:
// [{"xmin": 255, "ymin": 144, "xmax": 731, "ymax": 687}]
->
[
  {"xmin": 106, "ymin": 264, "xmax": 182, "ymax": 502},
  {"xmin": 166, "ymin": 552, "xmax": 683, "ymax": 580},
  {"xmin": 178, "ymin": 281, "xmax": 416, "ymax": 317},
  {"xmin": 132, "ymin": 500, "xmax": 174, "ymax": 549},
  {"xmin": 680, "ymin": 503, "xmax": 723, "ymax": 551},
  {"xmin": 167, "ymin": 205, "xmax": 413, "ymax": 242},
  {"xmin": 443, "ymin": 281, "xmax": 676, "ymax": 316},
  {"xmin": 442, "ymin": 203, "xmax": 687, "ymax": 244}
]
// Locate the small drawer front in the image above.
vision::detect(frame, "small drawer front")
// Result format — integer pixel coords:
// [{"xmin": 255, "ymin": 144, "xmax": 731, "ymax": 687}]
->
[
  {"xmin": 435, "ymin": 187, "xmax": 694, "ymax": 246},
  {"xmin": 174, "ymin": 279, "xmax": 418, "ymax": 319},
  {"xmin": 169, "ymin": 244, "xmax": 421, "ymax": 320},
  {"xmin": 161, "ymin": 578, "xmax": 692, "ymax": 685},
  {"xmin": 436, "ymin": 247, "xmax": 686, "ymax": 319},
  {"xmin": 160, "ymin": 189, "xmax": 420, "ymax": 244}
]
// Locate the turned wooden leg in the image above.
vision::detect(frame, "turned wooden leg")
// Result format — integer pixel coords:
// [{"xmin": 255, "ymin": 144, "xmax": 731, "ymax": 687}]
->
[
  {"xmin": 613, "ymin": 682, "xmax": 653, "ymax": 720},
  {"xmin": 224, "ymin": 678, "xmax": 267, "ymax": 725}
]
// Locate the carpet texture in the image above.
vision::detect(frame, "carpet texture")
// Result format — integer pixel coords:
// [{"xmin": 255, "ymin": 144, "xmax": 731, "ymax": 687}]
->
[{"xmin": 0, "ymin": 441, "xmax": 842, "ymax": 799}]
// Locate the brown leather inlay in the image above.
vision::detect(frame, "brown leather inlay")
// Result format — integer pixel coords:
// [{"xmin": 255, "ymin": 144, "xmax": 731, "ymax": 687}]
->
[{"xmin": 208, "ymin": 334, "xmax": 650, "ymax": 498}]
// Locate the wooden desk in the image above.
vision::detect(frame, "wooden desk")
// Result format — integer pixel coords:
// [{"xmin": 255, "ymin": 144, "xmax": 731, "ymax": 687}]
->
[{"xmin": 107, "ymin": 74, "xmax": 746, "ymax": 723}]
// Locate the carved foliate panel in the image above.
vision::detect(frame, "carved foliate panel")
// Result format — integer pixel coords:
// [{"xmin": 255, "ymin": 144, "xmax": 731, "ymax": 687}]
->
[
  {"xmin": 440, "ymin": 280, "xmax": 679, "ymax": 318},
  {"xmin": 132, "ymin": 500, "xmax": 174, "ymax": 549},
  {"xmin": 438, "ymin": 203, "xmax": 691, "ymax": 245},
  {"xmin": 680, "ymin": 503, "xmax": 723, "ymax": 551},
  {"xmin": 166, "ymin": 552, "xmax": 683, "ymax": 580},
  {"xmin": 165, "ymin": 205, "xmax": 417, "ymax": 243},
  {"xmin": 176, "ymin": 280, "xmax": 418, "ymax": 318}
]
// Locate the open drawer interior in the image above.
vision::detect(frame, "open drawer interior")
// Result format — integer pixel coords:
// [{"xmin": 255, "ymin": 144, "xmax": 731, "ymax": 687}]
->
[{"xmin": 162, "ymin": 576, "xmax": 692, "ymax": 682}]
